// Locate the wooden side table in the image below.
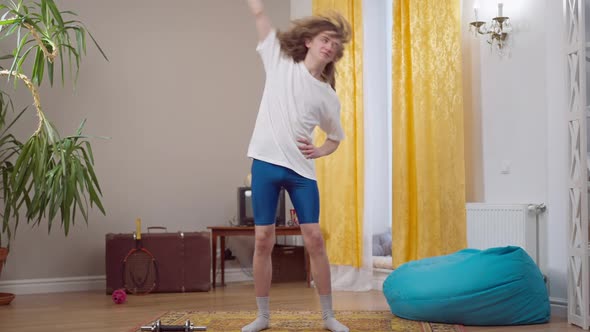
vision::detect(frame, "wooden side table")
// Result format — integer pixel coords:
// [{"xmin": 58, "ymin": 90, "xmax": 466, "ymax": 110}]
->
[{"xmin": 207, "ymin": 226, "xmax": 311, "ymax": 288}]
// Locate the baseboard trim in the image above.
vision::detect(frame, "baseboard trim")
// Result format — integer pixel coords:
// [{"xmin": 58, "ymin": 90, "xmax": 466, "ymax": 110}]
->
[
  {"xmin": 0, "ymin": 275, "xmax": 106, "ymax": 295},
  {"xmin": 550, "ymin": 297, "xmax": 567, "ymax": 318},
  {"xmin": 1, "ymin": 267, "xmax": 253, "ymax": 295}
]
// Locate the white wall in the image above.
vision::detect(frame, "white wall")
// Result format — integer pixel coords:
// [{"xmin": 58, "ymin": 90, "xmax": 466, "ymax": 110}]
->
[
  {"xmin": 544, "ymin": 0, "xmax": 568, "ymax": 311},
  {"xmin": 479, "ymin": 2, "xmax": 547, "ymax": 204},
  {"xmin": 463, "ymin": 0, "xmax": 568, "ymax": 311}
]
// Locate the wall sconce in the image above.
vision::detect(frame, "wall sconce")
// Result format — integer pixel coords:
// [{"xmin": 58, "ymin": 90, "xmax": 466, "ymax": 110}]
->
[{"xmin": 469, "ymin": 2, "xmax": 513, "ymax": 56}]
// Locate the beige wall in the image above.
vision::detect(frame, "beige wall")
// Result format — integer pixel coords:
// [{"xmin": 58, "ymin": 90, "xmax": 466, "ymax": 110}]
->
[
  {"xmin": 0, "ymin": 0, "xmax": 291, "ymax": 281},
  {"xmin": 291, "ymin": 0, "xmax": 311, "ymax": 18}
]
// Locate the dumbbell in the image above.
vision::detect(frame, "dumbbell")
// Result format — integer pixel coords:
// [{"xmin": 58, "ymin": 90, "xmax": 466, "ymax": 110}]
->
[{"xmin": 140, "ymin": 319, "xmax": 206, "ymax": 331}]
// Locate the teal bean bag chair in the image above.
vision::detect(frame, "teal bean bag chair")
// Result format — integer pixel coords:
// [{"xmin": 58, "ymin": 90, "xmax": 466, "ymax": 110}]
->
[{"xmin": 383, "ymin": 246, "xmax": 550, "ymax": 326}]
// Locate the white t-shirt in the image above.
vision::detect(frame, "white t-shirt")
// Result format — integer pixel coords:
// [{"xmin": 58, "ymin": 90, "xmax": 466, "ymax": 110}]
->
[{"xmin": 247, "ymin": 30, "xmax": 345, "ymax": 180}]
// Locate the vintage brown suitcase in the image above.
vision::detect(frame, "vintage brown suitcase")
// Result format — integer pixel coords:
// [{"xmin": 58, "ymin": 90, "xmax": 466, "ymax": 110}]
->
[{"xmin": 105, "ymin": 228, "xmax": 211, "ymax": 294}]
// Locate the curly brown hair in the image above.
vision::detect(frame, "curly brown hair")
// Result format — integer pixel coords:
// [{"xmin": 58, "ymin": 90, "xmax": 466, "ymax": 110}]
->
[{"xmin": 277, "ymin": 12, "xmax": 351, "ymax": 89}]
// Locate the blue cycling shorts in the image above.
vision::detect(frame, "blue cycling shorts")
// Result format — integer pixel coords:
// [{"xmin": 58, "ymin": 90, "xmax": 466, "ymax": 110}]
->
[{"xmin": 251, "ymin": 159, "xmax": 319, "ymax": 226}]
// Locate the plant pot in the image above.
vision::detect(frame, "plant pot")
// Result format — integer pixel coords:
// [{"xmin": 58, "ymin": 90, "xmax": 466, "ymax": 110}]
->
[
  {"xmin": 0, "ymin": 248, "xmax": 14, "ymax": 305},
  {"xmin": 0, "ymin": 292, "xmax": 14, "ymax": 305},
  {"xmin": 0, "ymin": 247, "xmax": 7, "ymax": 276}
]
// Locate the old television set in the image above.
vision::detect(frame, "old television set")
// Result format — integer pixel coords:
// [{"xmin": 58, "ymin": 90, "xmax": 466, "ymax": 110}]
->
[{"xmin": 238, "ymin": 186, "xmax": 286, "ymax": 226}]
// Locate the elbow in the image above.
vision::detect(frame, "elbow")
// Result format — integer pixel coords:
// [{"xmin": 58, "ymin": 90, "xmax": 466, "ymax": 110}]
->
[
  {"xmin": 330, "ymin": 138, "xmax": 341, "ymax": 149},
  {"xmin": 327, "ymin": 139, "xmax": 340, "ymax": 155}
]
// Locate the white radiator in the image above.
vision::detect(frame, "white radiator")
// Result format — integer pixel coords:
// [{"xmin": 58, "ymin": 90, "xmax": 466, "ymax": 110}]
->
[{"xmin": 466, "ymin": 203, "xmax": 542, "ymax": 263}]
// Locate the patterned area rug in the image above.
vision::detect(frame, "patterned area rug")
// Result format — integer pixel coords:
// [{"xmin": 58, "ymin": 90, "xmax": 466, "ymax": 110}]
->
[{"xmin": 134, "ymin": 311, "xmax": 465, "ymax": 332}]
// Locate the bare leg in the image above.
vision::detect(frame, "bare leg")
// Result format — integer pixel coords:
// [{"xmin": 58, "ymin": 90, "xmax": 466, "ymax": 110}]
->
[
  {"xmin": 300, "ymin": 224, "xmax": 331, "ymax": 294},
  {"xmin": 242, "ymin": 224, "xmax": 275, "ymax": 332},
  {"xmin": 300, "ymin": 224, "xmax": 349, "ymax": 332},
  {"xmin": 253, "ymin": 224, "xmax": 275, "ymax": 297}
]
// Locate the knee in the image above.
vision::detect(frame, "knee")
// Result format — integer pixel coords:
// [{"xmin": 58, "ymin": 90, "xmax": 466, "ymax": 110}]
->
[
  {"xmin": 305, "ymin": 231, "xmax": 325, "ymax": 256},
  {"xmin": 254, "ymin": 235, "xmax": 275, "ymax": 256}
]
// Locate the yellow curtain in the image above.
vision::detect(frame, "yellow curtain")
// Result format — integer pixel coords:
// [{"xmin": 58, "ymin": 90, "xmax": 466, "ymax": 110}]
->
[
  {"xmin": 392, "ymin": 0, "xmax": 466, "ymax": 267},
  {"xmin": 312, "ymin": 0, "xmax": 364, "ymax": 268}
]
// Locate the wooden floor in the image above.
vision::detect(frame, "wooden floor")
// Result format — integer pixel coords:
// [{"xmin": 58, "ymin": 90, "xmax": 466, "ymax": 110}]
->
[{"xmin": 0, "ymin": 282, "xmax": 581, "ymax": 332}]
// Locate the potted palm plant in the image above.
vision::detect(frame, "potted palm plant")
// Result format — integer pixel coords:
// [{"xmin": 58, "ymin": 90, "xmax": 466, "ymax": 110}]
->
[{"xmin": 0, "ymin": 0, "xmax": 107, "ymax": 290}]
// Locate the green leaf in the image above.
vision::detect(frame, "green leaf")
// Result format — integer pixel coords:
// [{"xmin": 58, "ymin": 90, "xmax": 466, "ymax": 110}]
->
[
  {"xmin": 40, "ymin": 0, "xmax": 48, "ymax": 26},
  {"xmin": 45, "ymin": 0, "xmax": 64, "ymax": 27},
  {"xmin": 58, "ymin": 42, "xmax": 64, "ymax": 85},
  {"xmin": 75, "ymin": 119, "xmax": 86, "ymax": 136},
  {"xmin": 85, "ymin": 29, "xmax": 108, "ymax": 61},
  {"xmin": 8, "ymin": 30, "xmax": 31, "ymax": 79},
  {"xmin": 0, "ymin": 18, "xmax": 19, "ymax": 26},
  {"xmin": 74, "ymin": 27, "xmax": 84, "ymax": 56},
  {"xmin": 82, "ymin": 150, "xmax": 101, "ymax": 195},
  {"xmin": 46, "ymin": 57, "xmax": 53, "ymax": 86},
  {"xmin": 14, "ymin": 43, "xmax": 35, "ymax": 78},
  {"xmin": 32, "ymin": 47, "xmax": 44, "ymax": 85},
  {"xmin": 10, "ymin": 137, "xmax": 32, "ymax": 185},
  {"xmin": 60, "ymin": 10, "xmax": 78, "ymax": 16},
  {"xmin": 82, "ymin": 141, "xmax": 94, "ymax": 164},
  {"xmin": 85, "ymin": 172, "xmax": 104, "ymax": 214}
]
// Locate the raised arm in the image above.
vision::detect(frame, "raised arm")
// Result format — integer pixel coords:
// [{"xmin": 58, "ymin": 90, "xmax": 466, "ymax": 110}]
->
[{"xmin": 247, "ymin": 0, "xmax": 272, "ymax": 41}]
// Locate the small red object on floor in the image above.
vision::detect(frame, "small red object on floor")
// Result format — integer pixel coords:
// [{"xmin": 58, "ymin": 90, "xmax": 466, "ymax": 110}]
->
[{"xmin": 112, "ymin": 289, "xmax": 127, "ymax": 304}]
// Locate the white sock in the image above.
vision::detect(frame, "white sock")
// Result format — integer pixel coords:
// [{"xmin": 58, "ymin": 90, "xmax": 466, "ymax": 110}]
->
[
  {"xmin": 319, "ymin": 294, "xmax": 349, "ymax": 332},
  {"xmin": 242, "ymin": 297, "xmax": 270, "ymax": 332}
]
